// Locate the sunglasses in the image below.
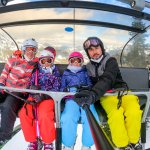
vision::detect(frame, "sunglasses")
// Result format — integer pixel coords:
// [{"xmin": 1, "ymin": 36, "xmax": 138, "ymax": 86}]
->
[
  {"xmin": 69, "ymin": 57, "xmax": 83, "ymax": 64},
  {"xmin": 83, "ymin": 38, "xmax": 100, "ymax": 50},
  {"xmin": 25, "ymin": 47, "xmax": 37, "ymax": 53},
  {"xmin": 40, "ymin": 58, "xmax": 54, "ymax": 64}
]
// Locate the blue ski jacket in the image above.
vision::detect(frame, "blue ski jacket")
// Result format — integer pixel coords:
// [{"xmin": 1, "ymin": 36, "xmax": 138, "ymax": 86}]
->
[{"xmin": 60, "ymin": 66, "xmax": 92, "ymax": 92}]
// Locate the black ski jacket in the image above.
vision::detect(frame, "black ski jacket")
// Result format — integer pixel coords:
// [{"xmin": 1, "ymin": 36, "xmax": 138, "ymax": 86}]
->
[{"xmin": 86, "ymin": 55, "xmax": 127, "ymax": 99}]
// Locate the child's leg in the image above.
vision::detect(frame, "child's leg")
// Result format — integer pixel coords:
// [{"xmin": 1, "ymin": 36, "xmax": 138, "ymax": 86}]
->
[
  {"xmin": 100, "ymin": 96, "xmax": 129, "ymax": 148},
  {"xmin": 19, "ymin": 104, "xmax": 36, "ymax": 142},
  {"xmin": 80, "ymin": 104, "xmax": 99, "ymax": 147},
  {"xmin": 121, "ymin": 95, "xmax": 142, "ymax": 144},
  {"xmin": 38, "ymin": 100, "xmax": 55, "ymax": 144},
  {"xmin": 61, "ymin": 100, "xmax": 80, "ymax": 147}
]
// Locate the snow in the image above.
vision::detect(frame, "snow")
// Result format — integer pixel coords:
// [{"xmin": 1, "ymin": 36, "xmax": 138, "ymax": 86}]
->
[
  {"xmin": 2, "ymin": 119, "xmax": 96, "ymax": 150},
  {"xmin": 2, "ymin": 118, "xmax": 150, "ymax": 150}
]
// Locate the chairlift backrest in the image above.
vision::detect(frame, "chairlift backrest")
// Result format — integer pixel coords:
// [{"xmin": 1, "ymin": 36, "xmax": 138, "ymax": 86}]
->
[
  {"xmin": 55, "ymin": 64, "xmax": 150, "ymax": 92},
  {"xmin": 120, "ymin": 67, "xmax": 149, "ymax": 91},
  {"xmin": 0, "ymin": 63, "xmax": 149, "ymax": 91}
]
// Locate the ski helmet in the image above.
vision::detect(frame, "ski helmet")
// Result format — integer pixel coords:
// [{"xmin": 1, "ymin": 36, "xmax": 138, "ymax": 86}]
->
[
  {"xmin": 83, "ymin": 37, "xmax": 105, "ymax": 57},
  {"xmin": 68, "ymin": 51, "xmax": 84, "ymax": 62},
  {"xmin": 21, "ymin": 38, "xmax": 38, "ymax": 52},
  {"xmin": 39, "ymin": 48, "xmax": 56, "ymax": 60}
]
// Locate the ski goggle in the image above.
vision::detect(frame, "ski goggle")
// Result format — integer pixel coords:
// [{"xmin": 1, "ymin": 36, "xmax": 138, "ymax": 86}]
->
[
  {"xmin": 69, "ymin": 57, "xmax": 83, "ymax": 64},
  {"xmin": 40, "ymin": 57, "xmax": 54, "ymax": 64},
  {"xmin": 83, "ymin": 38, "xmax": 100, "ymax": 50},
  {"xmin": 25, "ymin": 47, "xmax": 37, "ymax": 53}
]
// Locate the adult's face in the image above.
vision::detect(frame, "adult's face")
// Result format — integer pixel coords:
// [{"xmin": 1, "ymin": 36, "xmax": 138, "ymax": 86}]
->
[
  {"xmin": 87, "ymin": 45, "xmax": 102, "ymax": 60},
  {"xmin": 24, "ymin": 47, "xmax": 36, "ymax": 60}
]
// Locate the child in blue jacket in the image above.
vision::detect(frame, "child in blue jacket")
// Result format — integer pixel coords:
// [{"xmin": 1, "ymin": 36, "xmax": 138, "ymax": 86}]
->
[{"xmin": 61, "ymin": 51, "xmax": 99, "ymax": 150}]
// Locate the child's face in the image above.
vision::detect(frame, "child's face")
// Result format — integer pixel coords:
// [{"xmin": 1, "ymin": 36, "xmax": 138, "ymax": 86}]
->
[
  {"xmin": 39, "ymin": 57, "xmax": 54, "ymax": 68},
  {"xmin": 69, "ymin": 57, "xmax": 83, "ymax": 67}
]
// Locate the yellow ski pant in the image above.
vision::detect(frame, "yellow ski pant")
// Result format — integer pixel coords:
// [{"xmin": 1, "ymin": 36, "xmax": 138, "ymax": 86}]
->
[{"xmin": 100, "ymin": 95, "xmax": 143, "ymax": 148}]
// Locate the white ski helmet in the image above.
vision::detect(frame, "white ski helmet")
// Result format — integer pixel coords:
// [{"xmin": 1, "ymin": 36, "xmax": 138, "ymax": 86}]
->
[
  {"xmin": 21, "ymin": 38, "xmax": 38, "ymax": 52},
  {"xmin": 39, "ymin": 49, "xmax": 55, "ymax": 59}
]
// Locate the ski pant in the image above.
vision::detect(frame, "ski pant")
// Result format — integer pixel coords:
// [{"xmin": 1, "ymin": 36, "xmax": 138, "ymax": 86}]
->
[
  {"xmin": 100, "ymin": 94, "xmax": 142, "ymax": 148},
  {"xmin": 61, "ymin": 100, "xmax": 100, "ymax": 147},
  {"xmin": 19, "ymin": 99, "xmax": 55, "ymax": 144},
  {"xmin": 0, "ymin": 92, "xmax": 24, "ymax": 141}
]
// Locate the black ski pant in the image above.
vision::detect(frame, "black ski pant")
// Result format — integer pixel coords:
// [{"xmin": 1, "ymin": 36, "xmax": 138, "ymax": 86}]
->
[{"xmin": 0, "ymin": 92, "xmax": 24, "ymax": 141}]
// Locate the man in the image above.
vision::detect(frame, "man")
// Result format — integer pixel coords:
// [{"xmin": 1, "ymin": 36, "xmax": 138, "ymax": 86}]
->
[
  {"xmin": 75, "ymin": 37, "xmax": 142, "ymax": 150},
  {"xmin": 0, "ymin": 38, "xmax": 38, "ymax": 144}
]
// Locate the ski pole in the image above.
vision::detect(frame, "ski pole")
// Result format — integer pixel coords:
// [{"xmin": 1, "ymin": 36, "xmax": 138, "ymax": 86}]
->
[
  {"xmin": 4, "ymin": 90, "xmax": 35, "ymax": 105},
  {"xmin": 34, "ymin": 103, "xmax": 43, "ymax": 150},
  {"xmin": 83, "ymin": 104, "xmax": 114, "ymax": 150},
  {"xmin": 34, "ymin": 69, "xmax": 43, "ymax": 150}
]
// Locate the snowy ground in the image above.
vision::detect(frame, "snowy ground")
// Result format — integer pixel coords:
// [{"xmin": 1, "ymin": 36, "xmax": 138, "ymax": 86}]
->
[
  {"xmin": 2, "ymin": 118, "xmax": 150, "ymax": 150},
  {"xmin": 2, "ymin": 119, "xmax": 96, "ymax": 150}
]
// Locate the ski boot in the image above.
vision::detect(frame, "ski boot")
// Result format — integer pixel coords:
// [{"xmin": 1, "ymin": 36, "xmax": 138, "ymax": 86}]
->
[
  {"xmin": 131, "ymin": 142, "xmax": 142, "ymax": 150},
  {"xmin": 81, "ymin": 145, "xmax": 91, "ymax": 150},
  {"xmin": 63, "ymin": 145, "xmax": 74, "ymax": 150},
  {"xmin": 44, "ymin": 143, "xmax": 54, "ymax": 150},
  {"xmin": 27, "ymin": 141, "xmax": 37, "ymax": 150}
]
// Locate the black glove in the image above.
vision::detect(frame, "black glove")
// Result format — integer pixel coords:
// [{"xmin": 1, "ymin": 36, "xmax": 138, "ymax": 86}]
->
[
  {"xmin": 29, "ymin": 85, "xmax": 41, "ymax": 90},
  {"xmin": 74, "ymin": 90, "xmax": 98, "ymax": 107},
  {"xmin": 32, "ymin": 94, "xmax": 43, "ymax": 103},
  {"xmin": 78, "ymin": 85, "xmax": 92, "ymax": 92},
  {"xmin": 0, "ymin": 83, "xmax": 5, "ymax": 94}
]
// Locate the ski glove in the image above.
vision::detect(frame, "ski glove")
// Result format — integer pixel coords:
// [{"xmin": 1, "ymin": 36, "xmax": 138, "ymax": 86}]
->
[
  {"xmin": 32, "ymin": 94, "xmax": 43, "ymax": 103},
  {"xmin": 0, "ymin": 83, "xmax": 5, "ymax": 94},
  {"xmin": 74, "ymin": 90, "xmax": 98, "ymax": 107},
  {"xmin": 29, "ymin": 85, "xmax": 41, "ymax": 90}
]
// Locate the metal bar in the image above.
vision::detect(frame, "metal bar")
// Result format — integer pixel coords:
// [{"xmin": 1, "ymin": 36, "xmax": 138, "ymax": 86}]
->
[
  {"xmin": 0, "ymin": 19, "xmax": 145, "ymax": 33},
  {"xmin": 1, "ymin": 86, "xmax": 150, "ymax": 149},
  {"xmin": 0, "ymin": 86, "xmax": 72, "ymax": 150},
  {"xmin": 0, "ymin": 1, "xmax": 150, "ymax": 21}
]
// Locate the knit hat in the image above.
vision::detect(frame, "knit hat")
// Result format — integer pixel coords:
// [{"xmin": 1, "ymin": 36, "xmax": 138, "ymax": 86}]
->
[{"xmin": 44, "ymin": 46, "xmax": 56, "ymax": 59}]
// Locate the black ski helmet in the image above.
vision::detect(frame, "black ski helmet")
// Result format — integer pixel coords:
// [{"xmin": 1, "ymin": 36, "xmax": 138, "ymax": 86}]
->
[{"xmin": 83, "ymin": 37, "xmax": 105, "ymax": 58}]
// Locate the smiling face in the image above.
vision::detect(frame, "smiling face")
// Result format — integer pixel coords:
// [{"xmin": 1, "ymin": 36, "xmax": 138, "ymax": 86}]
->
[
  {"xmin": 87, "ymin": 45, "xmax": 102, "ymax": 60},
  {"xmin": 24, "ymin": 47, "xmax": 37, "ymax": 60},
  {"xmin": 69, "ymin": 57, "xmax": 83, "ymax": 67},
  {"xmin": 39, "ymin": 57, "xmax": 54, "ymax": 68}
]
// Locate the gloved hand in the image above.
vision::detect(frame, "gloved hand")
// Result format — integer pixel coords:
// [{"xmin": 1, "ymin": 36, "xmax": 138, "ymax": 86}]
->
[
  {"xmin": 0, "ymin": 83, "xmax": 5, "ymax": 94},
  {"xmin": 29, "ymin": 85, "xmax": 41, "ymax": 90},
  {"xmin": 78, "ymin": 85, "xmax": 92, "ymax": 92},
  {"xmin": 74, "ymin": 90, "xmax": 98, "ymax": 107},
  {"xmin": 32, "ymin": 94, "xmax": 42, "ymax": 103}
]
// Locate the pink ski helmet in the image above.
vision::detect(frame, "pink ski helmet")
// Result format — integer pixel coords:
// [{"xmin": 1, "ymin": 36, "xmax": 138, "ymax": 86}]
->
[{"xmin": 68, "ymin": 51, "xmax": 84, "ymax": 62}]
